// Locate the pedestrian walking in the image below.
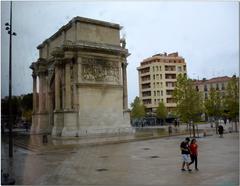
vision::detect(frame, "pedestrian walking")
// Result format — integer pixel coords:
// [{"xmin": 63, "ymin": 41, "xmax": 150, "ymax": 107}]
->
[
  {"xmin": 168, "ymin": 125, "xmax": 172, "ymax": 136},
  {"xmin": 174, "ymin": 119, "xmax": 177, "ymax": 127},
  {"xmin": 189, "ymin": 139, "xmax": 199, "ymax": 171},
  {"xmin": 180, "ymin": 137, "xmax": 192, "ymax": 172},
  {"xmin": 218, "ymin": 125, "xmax": 224, "ymax": 137}
]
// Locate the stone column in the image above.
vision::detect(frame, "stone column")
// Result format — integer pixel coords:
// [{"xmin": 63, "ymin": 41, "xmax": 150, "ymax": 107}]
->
[
  {"xmin": 73, "ymin": 62, "xmax": 78, "ymax": 110},
  {"xmin": 42, "ymin": 74, "xmax": 47, "ymax": 112},
  {"xmin": 44, "ymin": 75, "xmax": 49, "ymax": 112},
  {"xmin": 65, "ymin": 62, "xmax": 72, "ymax": 110},
  {"xmin": 122, "ymin": 61, "xmax": 128, "ymax": 110},
  {"xmin": 55, "ymin": 65, "xmax": 61, "ymax": 110},
  {"xmin": 38, "ymin": 73, "xmax": 44, "ymax": 113},
  {"xmin": 32, "ymin": 73, "xmax": 37, "ymax": 113}
]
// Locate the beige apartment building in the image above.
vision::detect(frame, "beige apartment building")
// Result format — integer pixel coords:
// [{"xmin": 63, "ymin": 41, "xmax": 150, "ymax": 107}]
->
[
  {"xmin": 137, "ymin": 52, "xmax": 187, "ymax": 114},
  {"xmin": 194, "ymin": 76, "xmax": 232, "ymax": 100}
]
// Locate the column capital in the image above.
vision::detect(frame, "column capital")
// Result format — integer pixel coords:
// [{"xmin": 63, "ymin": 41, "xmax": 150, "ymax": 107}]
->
[
  {"xmin": 62, "ymin": 57, "xmax": 73, "ymax": 65},
  {"xmin": 122, "ymin": 61, "xmax": 128, "ymax": 68},
  {"xmin": 38, "ymin": 70, "xmax": 48, "ymax": 77},
  {"xmin": 32, "ymin": 72, "xmax": 37, "ymax": 78},
  {"xmin": 54, "ymin": 57, "xmax": 64, "ymax": 66}
]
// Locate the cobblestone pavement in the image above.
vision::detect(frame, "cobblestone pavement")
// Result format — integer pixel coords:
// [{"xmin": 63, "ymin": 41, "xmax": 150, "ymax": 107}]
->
[{"xmin": 1, "ymin": 130, "xmax": 238, "ymax": 185}]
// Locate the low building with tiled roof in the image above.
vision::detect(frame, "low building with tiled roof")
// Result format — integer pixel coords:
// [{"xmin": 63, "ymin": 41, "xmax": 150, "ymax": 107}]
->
[{"xmin": 193, "ymin": 76, "xmax": 233, "ymax": 100}]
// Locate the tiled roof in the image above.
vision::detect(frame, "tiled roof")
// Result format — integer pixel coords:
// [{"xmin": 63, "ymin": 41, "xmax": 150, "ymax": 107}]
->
[{"xmin": 194, "ymin": 76, "xmax": 232, "ymax": 85}]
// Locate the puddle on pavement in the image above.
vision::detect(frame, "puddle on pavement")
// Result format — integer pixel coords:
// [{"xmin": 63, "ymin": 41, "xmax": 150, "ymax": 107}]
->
[
  {"xmin": 149, "ymin": 155, "xmax": 160, "ymax": 159},
  {"xmin": 99, "ymin": 156, "xmax": 108, "ymax": 158},
  {"xmin": 142, "ymin": 147, "xmax": 150, "ymax": 150},
  {"xmin": 134, "ymin": 128, "xmax": 167, "ymax": 138},
  {"xmin": 96, "ymin": 168, "xmax": 108, "ymax": 172}
]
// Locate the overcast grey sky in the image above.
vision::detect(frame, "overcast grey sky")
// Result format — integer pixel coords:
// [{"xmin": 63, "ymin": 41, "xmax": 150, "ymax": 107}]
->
[{"xmin": 1, "ymin": 1, "xmax": 239, "ymax": 105}]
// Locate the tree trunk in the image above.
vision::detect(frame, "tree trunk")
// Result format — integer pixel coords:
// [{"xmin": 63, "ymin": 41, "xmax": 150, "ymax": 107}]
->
[
  {"xmin": 235, "ymin": 117, "xmax": 238, "ymax": 132},
  {"xmin": 189, "ymin": 123, "xmax": 191, "ymax": 137},
  {"xmin": 196, "ymin": 123, "xmax": 199, "ymax": 137},
  {"xmin": 193, "ymin": 123, "xmax": 196, "ymax": 137},
  {"xmin": 215, "ymin": 118, "xmax": 219, "ymax": 134}
]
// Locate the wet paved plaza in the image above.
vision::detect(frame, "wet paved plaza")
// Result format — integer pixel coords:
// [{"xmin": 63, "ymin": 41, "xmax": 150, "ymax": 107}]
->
[{"xmin": 1, "ymin": 131, "xmax": 239, "ymax": 185}]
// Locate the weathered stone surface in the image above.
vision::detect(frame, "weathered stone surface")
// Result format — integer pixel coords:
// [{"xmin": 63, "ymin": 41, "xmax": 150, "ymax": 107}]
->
[{"xmin": 30, "ymin": 16, "xmax": 131, "ymax": 137}]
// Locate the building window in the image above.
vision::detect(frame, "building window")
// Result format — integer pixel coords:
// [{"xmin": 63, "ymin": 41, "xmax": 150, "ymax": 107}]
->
[
  {"xmin": 196, "ymin": 86, "xmax": 199, "ymax": 91},
  {"xmin": 222, "ymin": 83, "xmax": 225, "ymax": 90},
  {"xmin": 156, "ymin": 66, "xmax": 159, "ymax": 71},
  {"xmin": 157, "ymin": 91, "xmax": 160, "ymax": 96},
  {"xmin": 153, "ymin": 66, "xmax": 155, "ymax": 72},
  {"xmin": 161, "ymin": 90, "xmax": 163, "ymax": 96},
  {"xmin": 142, "ymin": 91, "xmax": 151, "ymax": 97},
  {"xmin": 216, "ymin": 83, "xmax": 219, "ymax": 90},
  {"xmin": 204, "ymin": 84, "xmax": 207, "ymax": 91},
  {"xmin": 153, "ymin": 82, "xmax": 155, "ymax": 88},
  {"xmin": 177, "ymin": 66, "xmax": 182, "ymax": 72},
  {"xmin": 160, "ymin": 66, "xmax": 162, "ymax": 71},
  {"xmin": 167, "ymin": 98, "xmax": 174, "ymax": 103},
  {"xmin": 154, "ymin": 91, "xmax": 156, "ymax": 96},
  {"xmin": 160, "ymin": 74, "xmax": 162, "ymax": 79},
  {"xmin": 143, "ymin": 99, "xmax": 151, "ymax": 105}
]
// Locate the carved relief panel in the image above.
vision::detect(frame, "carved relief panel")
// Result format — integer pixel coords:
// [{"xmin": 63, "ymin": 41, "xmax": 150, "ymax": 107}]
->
[{"xmin": 81, "ymin": 57, "xmax": 120, "ymax": 83}]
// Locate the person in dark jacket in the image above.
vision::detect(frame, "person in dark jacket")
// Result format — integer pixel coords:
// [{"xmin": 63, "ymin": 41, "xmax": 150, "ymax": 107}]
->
[
  {"xmin": 218, "ymin": 125, "xmax": 224, "ymax": 137},
  {"xmin": 180, "ymin": 137, "xmax": 192, "ymax": 172}
]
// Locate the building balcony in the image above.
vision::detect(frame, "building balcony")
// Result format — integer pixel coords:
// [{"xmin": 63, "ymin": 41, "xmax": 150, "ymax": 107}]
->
[
  {"xmin": 165, "ymin": 103, "xmax": 177, "ymax": 107},
  {"xmin": 141, "ymin": 87, "xmax": 151, "ymax": 91},
  {"xmin": 141, "ymin": 95, "xmax": 152, "ymax": 99},
  {"xmin": 141, "ymin": 79, "xmax": 151, "ymax": 83},
  {"xmin": 140, "ymin": 72, "xmax": 150, "ymax": 76},
  {"xmin": 165, "ymin": 79, "xmax": 177, "ymax": 82},
  {"xmin": 144, "ymin": 104, "xmax": 153, "ymax": 109},
  {"xmin": 166, "ymin": 94, "xmax": 172, "ymax": 98},
  {"xmin": 166, "ymin": 86, "xmax": 175, "ymax": 90},
  {"xmin": 165, "ymin": 70, "xmax": 176, "ymax": 73}
]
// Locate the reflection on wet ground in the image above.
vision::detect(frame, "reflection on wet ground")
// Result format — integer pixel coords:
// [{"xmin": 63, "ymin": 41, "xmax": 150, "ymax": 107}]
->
[
  {"xmin": 1, "ymin": 131, "xmax": 238, "ymax": 185},
  {"xmin": 2, "ymin": 123, "xmax": 237, "ymax": 185},
  {"xmin": 3, "ymin": 126, "xmax": 205, "ymax": 153}
]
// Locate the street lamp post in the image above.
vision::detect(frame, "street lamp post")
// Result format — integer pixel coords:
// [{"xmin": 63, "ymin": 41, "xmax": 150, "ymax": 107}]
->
[{"xmin": 5, "ymin": 1, "xmax": 17, "ymax": 158}]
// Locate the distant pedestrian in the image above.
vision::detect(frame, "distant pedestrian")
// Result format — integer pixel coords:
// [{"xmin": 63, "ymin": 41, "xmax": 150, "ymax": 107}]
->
[
  {"xmin": 168, "ymin": 125, "xmax": 172, "ymax": 136},
  {"xmin": 174, "ymin": 120, "xmax": 177, "ymax": 127},
  {"xmin": 189, "ymin": 139, "xmax": 199, "ymax": 171},
  {"xmin": 1, "ymin": 123, "xmax": 5, "ymax": 135},
  {"xmin": 224, "ymin": 118, "xmax": 227, "ymax": 125},
  {"xmin": 218, "ymin": 125, "xmax": 224, "ymax": 137},
  {"xmin": 180, "ymin": 137, "xmax": 192, "ymax": 172}
]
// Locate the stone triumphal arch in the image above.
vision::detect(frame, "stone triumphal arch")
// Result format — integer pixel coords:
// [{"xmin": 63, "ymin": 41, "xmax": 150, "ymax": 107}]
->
[{"xmin": 30, "ymin": 17, "xmax": 131, "ymax": 137}]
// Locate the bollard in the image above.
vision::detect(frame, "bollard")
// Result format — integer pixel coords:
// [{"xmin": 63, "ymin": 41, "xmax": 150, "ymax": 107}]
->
[
  {"xmin": 1, "ymin": 171, "xmax": 15, "ymax": 185},
  {"xmin": 42, "ymin": 134, "xmax": 48, "ymax": 144},
  {"xmin": 203, "ymin": 130, "xmax": 207, "ymax": 137},
  {"xmin": 168, "ymin": 125, "xmax": 172, "ymax": 136}
]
